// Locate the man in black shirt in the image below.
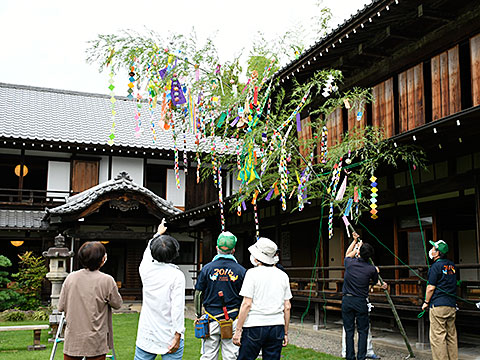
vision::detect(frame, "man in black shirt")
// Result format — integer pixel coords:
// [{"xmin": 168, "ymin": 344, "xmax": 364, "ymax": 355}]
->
[
  {"xmin": 421, "ymin": 240, "xmax": 457, "ymax": 360},
  {"xmin": 342, "ymin": 232, "xmax": 387, "ymax": 360}
]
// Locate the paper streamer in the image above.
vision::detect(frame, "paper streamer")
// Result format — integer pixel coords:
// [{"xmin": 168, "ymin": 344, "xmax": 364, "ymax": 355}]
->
[
  {"xmin": 342, "ymin": 215, "xmax": 351, "ymax": 238},
  {"xmin": 296, "ymin": 113, "xmax": 301, "ymax": 132},
  {"xmin": 335, "ymin": 176, "xmax": 347, "ymax": 201},
  {"xmin": 218, "ymin": 164, "xmax": 225, "ymax": 231},
  {"xmin": 344, "ymin": 198, "xmax": 354, "ymax": 217},
  {"xmin": 107, "ymin": 70, "xmax": 116, "ymax": 145}
]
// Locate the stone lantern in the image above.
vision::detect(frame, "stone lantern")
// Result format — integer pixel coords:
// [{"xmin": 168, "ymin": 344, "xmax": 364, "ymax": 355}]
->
[{"xmin": 43, "ymin": 233, "xmax": 74, "ymax": 340}]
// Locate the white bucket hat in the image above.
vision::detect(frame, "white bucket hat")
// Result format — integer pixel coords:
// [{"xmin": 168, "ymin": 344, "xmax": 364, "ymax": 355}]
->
[{"xmin": 248, "ymin": 237, "xmax": 279, "ymax": 265}]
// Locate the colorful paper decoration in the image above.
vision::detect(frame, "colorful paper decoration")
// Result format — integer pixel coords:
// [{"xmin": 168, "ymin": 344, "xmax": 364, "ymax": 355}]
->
[
  {"xmin": 370, "ymin": 175, "xmax": 378, "ymax": 219},
  {"xmin": 127, "ymin": 65, "xmax": 135, "ymax": 100},
  {"xmin": 278, "ymin": 88, "xmax": 311, "ymax": 131},
  {"xmin": 252, "ymin": 190, "xmax": 259, "ymax": 240},
  {"xmin": 218, "ymin": 164, "xmax": 225, "ymax": 231},
  {"xmin": 107, "ymin": 70, "xmax": 116, "ymax": 146},
  {"xmin": 320, "ymin": 125, "xmax": 328, "ymax": 163},
  {"xmin": 183, "ymin": 132, "xmax": 188, "ymax": 174}
]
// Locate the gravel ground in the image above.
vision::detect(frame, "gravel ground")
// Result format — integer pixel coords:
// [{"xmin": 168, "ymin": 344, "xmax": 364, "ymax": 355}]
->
[
  {"xmin": 185, "ymin": 302, "xmax": 479, "ymax": 360},
  {"xmin": 288, "ymin": 321, "xmax": 432, "ymax": 360}
]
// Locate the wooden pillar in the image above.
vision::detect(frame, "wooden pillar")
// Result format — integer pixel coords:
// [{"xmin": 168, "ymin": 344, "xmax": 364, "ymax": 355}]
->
[
  {"xmin": 394, "ymin": 218, "xmax": 399, "ymax": 295},
  {"xmin": 18, "ymin": 148, "xmax": 25, "ymax": 200},
  {"xmin": 475, "ymin": 176, "xmax": 480, "ymax": 266}
]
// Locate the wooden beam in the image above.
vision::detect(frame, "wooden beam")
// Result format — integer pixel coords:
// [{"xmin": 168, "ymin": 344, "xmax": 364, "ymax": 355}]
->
[
  {"xmin": 358, "ymin": 44, "xmax": 388, "ymax": 58},
  {"xmin": 418, "ymin": 4, "xmax": 455, "ymax": 23},
  {"xmin": 69, "ymin": 231, "xmax": 153, "ymax": 240},
  {"xmin": 343, "ymin": 2, "xmax": 480, "ymax": 89},
  {"xmin": 385, "ymin": 25, "xmax": 417, "ymax": 42}
]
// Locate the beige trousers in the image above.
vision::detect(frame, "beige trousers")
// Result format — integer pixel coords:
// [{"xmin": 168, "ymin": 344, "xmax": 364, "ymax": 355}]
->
[{"xmin": 429, "ymin": 306, "xmax": 458, "ymax": 360}]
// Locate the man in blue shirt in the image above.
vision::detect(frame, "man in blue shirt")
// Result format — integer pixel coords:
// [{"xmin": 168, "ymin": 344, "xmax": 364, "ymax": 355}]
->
[
  {"xmin": 195, "ymin": 231, "xmax": 246, "ymax": 360},
  {"xmin": 342, "ymin": 232, "xmax": 387, "ymax": 360},
  {"xmin": 421, "ymin": 240, "xmax": 457, "ymax": 360}
]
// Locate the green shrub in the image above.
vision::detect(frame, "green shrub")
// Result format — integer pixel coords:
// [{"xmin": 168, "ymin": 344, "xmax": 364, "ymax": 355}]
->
[
  {"xmin": 12, "ymin": 251, "xmax": 48, "ymax": 310},
  {"xmin": 1, "ymin": 309, "xmax": 26, "ymax": 322},
  {"xmin": 0, "ymin": 255, "xmax": 12, "ymax": 286},
  {"xmin": 31, "ymin": 307, "xmax": 51, "ymax": 321},
  {"xmin": 0, "ymin": 288, "xmax": 27, "ymax": 311}
]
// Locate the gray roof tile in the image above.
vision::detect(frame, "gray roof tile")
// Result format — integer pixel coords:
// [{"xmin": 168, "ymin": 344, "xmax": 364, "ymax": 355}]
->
[
  {"xmin": 0, "ymin": 82, "xmax": 236, "ymax": 153},
  {"xmin": 46, "ymin": 171, "xmax": 182, "ymax": 217},
  {"xmin": 0, "ymin": 209, "xmax": 46, "ymax": 229}
]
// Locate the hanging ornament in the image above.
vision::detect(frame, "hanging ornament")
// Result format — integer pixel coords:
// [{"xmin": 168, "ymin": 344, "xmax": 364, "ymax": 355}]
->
[
  {"xmin": 127, "ymin": 64, "xmax": 135, "ymax": 100},
  {"xmin": 218, "ymin": 164, "xmax": 225, "ymax": 231},
  {"xmin": 370, "ymin": 175, "xmax": 378, "ymax": 219},
  {"xmin": 320, "ymin": 125, "xmax": 328, "ymax": 163},
  {"xmin": 183, "ymin": 132, "xmax": 188, "ymax": 174},
  {"xmin": 107, "ymin": 70, "xmax": 116, "ymax": 146},
  {"xmin": 252, "ymin": 190, "xmax": 260, "ymax": 240}
]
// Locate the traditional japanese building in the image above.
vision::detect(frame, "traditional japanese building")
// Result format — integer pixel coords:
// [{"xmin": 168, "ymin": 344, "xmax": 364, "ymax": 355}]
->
[
  {"xmin": 0, "ymin": 82, "xmax": 239, "ymax": 299},
  {"xmin": 169, "ymin": 0, "xmax": 480, "ymax": 347}
]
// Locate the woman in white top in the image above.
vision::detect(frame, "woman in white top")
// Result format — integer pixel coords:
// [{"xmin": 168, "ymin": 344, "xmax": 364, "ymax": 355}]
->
[
  {"xmin": 134, "ymin": 220, "xmax": 186, "ymax": 360},
  {"xmin": 233, "ymin": 237, "xmax": 292, "ymax": 360}
]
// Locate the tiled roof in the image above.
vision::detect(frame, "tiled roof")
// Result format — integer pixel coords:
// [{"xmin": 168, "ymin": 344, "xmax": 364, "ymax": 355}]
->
[
  {"xmin": 46, "ymin": 171, "xmax": 182, "ymax": 217},
  {"xmin": 0, "ymin": 82, "xmax": 236, "ymax": 152},
  {"xmin": 0, "ymin": 209, "xmax": 46, "ymax": 229}
]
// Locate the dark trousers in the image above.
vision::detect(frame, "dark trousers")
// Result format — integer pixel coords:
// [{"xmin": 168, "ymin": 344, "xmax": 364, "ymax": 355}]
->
[
  {"xmin": 342, "ymin": 295, "xmax": 369, "ymax": 360},
  {"xmin": 237, "ymin": 325, "xmax": 284, "ymax": 360}
]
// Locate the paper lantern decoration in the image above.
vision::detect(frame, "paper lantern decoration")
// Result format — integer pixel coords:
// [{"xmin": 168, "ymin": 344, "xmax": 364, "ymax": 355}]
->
[
  {"xmin": 10, "ymin": 240, "xmax": 24, "ymax": 247},
  {"xmin": 14, "ymin": 164, "xmax": 28, "ymax": 177}
]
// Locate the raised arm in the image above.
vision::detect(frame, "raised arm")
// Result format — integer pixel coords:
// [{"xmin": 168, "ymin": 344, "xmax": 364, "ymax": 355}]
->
[{"xmin": 345, "ymin": 232, "xmax": 361, "ymax": 258}]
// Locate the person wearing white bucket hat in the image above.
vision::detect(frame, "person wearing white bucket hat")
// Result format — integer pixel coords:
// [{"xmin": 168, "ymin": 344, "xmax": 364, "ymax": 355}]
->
[{"xmin": 233, "ymin": 237, "xmax": 292, "ymax": 360}]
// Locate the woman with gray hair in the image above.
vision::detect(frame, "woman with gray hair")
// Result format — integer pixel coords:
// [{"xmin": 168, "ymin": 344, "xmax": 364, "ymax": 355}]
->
[
  {"xmin": 134, "ymin": 219, "xmax": 186, "ymax": 360},
  {"xmin": 232, "ymin": 237, "xmax": 292, "ymax": 360}
]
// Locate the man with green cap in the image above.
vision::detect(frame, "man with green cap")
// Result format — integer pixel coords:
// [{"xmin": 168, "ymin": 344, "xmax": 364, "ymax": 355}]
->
[
  {"xmin": 194, "ymin": 231, "xmax": 246, "ymax": 360},
  {"xmin": 421, "ymin": 240, "xmax": 458, "ymax": 360}
]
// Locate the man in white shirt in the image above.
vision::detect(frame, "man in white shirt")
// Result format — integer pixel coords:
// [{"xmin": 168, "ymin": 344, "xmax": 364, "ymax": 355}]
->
[
  {"xmin": 134, "ymin": 219, "xmax": 186, "ymax": 360},
  {"xmin": 233, "ymin": 237, "xmax": 292, "ymax": 360}
]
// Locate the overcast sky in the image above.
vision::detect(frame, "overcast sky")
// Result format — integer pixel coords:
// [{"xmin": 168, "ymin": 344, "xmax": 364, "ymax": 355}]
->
[{"xmin": 0, "ymin": 0, "xmax": 371, "ymax": 95}]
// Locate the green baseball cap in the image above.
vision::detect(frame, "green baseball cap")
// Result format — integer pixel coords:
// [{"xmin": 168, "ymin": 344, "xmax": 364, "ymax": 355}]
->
[
  {"xmin": 217, "ymin": 231, "xmax": 237, "ymax": 251},
  {"xmin": 429, "ymin": 240, "xmax": 449, "ymax": 254}
]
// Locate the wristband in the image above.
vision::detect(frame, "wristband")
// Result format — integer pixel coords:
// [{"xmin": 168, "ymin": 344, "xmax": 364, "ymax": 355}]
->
[{"xmin": 424, "ymin": 300, "xmax": 429, "ymax": 304}]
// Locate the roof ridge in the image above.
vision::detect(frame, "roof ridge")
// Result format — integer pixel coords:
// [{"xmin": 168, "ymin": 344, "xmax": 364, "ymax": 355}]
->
[{"xmin": 0, "ymin": 81, "xmax": 132, "ymax": 101}]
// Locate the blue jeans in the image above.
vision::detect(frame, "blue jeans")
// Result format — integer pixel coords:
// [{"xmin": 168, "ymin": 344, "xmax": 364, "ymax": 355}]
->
[
  {"xmin": 134, "ymin": 340, "xmax": 184, "ymax": 360},
  {"xmin": 237, "ymin": 325, "xmax": 284, "ymax": 360},
  {"xmin": 342, "ymin": 295, "xmax": 369, "ymax": 360}
]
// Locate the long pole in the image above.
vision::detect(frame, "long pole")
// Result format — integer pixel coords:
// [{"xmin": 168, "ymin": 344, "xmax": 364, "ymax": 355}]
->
[
  {"xmin": 293, "ymin": 148, "xmax": 416, "ymax": 358},
  {"xmin": 346, "ymin": 224, "xmax": 416, "ymax": 359}
]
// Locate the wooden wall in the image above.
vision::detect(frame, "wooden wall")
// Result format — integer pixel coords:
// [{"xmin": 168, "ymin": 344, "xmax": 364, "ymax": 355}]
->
[
  {"xmin": 431, "ymin": 45, "xmax": 461, "ymax": 120},
  {"xmin": 297, "ymin": 116, "xmax": 312, "ymax": 160},
  {"xmin": 398, "ymin": 63, "xmax": 425, "ymax": 132},
  {"xmin": 71, "ymin": 159, "xmax": 99, "ymax": 193},
  {"xmin": 327, "ymin": 107, "xmax": 343, "ymax": 145},
  {"xmin": 185, "ymin": 168, "xmax": 217, "ymax": 210},
  {"xmin": 471, "ymin": 34, "xmax": 480, "ymax": 107},
  {"xmin": 372, "ymin": 78, "xmax": 394, "ymax": 138}
]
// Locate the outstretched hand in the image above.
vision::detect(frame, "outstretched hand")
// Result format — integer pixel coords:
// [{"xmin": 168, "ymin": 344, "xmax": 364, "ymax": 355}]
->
[{"xmin": 157, "ymin": 218, "xmax": 167, "ymax": 235}]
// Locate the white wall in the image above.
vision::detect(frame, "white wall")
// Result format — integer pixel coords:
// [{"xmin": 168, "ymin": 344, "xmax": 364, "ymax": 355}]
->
[
  {"xmin": 166, "ymin": 169, "xmax": 185, "ymax": 207},
  {"xmin": 47, "ymin": 161, "xmax": 70, "ymax": 200},
  {"xmin": 112, "ymin": 157, "xmax": 144, "ymax": 185},
  {"xmin": 98, "ymin": 156, "xmax": 109, "ymax": 183}
]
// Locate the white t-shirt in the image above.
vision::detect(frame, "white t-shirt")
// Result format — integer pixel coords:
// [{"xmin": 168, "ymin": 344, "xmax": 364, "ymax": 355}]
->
[
  {"xmin": 136, "ymin": 240, "xmax": 186, "ymax": 355},
  {"xmin": 240, "ymin": 265, "xmax": 292, "ymax": 327}
]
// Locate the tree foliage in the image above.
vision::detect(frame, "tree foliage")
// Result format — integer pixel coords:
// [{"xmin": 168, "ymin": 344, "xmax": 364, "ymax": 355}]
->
[{"xmin": 85, "ymin": 4, "xmax": 425, "ymax": 225}]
